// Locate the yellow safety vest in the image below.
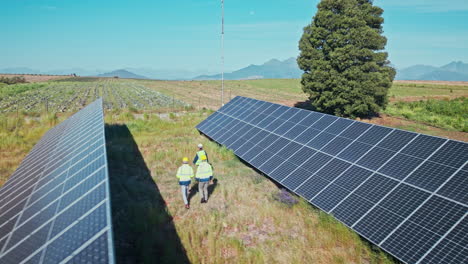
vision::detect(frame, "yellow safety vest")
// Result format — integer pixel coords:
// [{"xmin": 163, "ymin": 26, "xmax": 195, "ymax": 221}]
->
[
  {"xmin": 196, "ymin": 162, "xmax": 213, "ymax": 180},
  {"xmin": 195, "ymin": 150, "xmax": 207, "ymax": 165},
  {"xmin": 176, "ymin": 164, "xmax": 194, "ymax": 182}
]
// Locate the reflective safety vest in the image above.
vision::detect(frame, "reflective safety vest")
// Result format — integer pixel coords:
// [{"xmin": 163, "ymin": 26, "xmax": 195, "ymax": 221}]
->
[
  {"xmin": 195, "ymin": 150, "xmax": 207, "ymax": 165},
  {"xmin": 196, "ymin": 162, "xmax": 213, "ymax": 182},
  {"xmin": 177, "ymin": 164, "xmax": 194, "ymax": 182}
]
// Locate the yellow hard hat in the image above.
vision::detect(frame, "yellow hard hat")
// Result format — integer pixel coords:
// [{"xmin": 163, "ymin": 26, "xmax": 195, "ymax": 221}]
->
[
  {"xmin": 200, "ymin": 155, "xmax": 207, "ymax": 161},
  {"xmin": 182, "ymin": 157, "xmax": 189, "ymax": 162}
]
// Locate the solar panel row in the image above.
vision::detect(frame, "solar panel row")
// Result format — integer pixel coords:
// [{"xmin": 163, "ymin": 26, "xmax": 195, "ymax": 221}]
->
[
  {"xmin": 197, "ymin": 96, "xmax": 468, "ymax": 264},
  {"xmin": 0, "ymin": 98, "xmax": 115, "ymax": 264}
]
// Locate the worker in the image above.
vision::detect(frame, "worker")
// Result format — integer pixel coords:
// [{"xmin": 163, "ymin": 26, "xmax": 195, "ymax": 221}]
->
[
  {"xmin": 193, "ymin": 143, "xmax": 214, "ymax": 184},
  {"xmin": 195, "ymin": 155, "xmax": 213, "ymax": 203},
  {"xmin": 176, "ymin": 157, "xmax": 194, "ymax": 209},
  {"xmin": 193, "ymin": 143, "xmax": 208, "ymax": 166}
]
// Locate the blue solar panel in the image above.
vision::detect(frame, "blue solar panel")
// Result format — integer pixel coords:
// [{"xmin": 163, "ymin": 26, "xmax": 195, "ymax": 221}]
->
[
  {"xmin": 0, "ymin": 98, "xmax": 114, "ymax": 264},
  {"xmin": 197, "ymin": 96, "xmax": 468, "ymax": 264}
]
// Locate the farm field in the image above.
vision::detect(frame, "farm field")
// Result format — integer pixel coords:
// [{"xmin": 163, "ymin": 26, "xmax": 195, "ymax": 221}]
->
[
  {"xmin": 139, "ymin": 79, "xmax": 307, "ymax": 109},
  {"xmin": 0, "ymin": 77, "xmax": 466, "ymax": 263},
  {"xmin": 389, "ymin": 81, "xmax": 468, "ymax": 100},
  {"xmin": 139, "ymin": 79, "xmax": 468, "ymax": 109},
  {"xmin": 141, "ymin": 78, "xmax": 468, "ymax": 140},
  {"xmin": 0, "ymin": 74, "xmax": 69, "ymax": 83},
  {"xmin": 0, "ymin": 78, "xmax": 188, "ymax": 113}
]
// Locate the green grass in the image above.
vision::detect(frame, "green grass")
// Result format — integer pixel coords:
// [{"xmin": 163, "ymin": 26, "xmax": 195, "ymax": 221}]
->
[
  {"xmin": 389, "ymin": 82, "xmax": 468, "ymax": 98},
  {"xmin": 385, "ymin": 97, "xmax": 468, "ymax": 132},
  {"xmin": 0, "ymin": 82, "xmax": 46, "ymax": 97},
  {"xmin": 0, "ymin": 112, "xmax": 62, "ymax": 185}
]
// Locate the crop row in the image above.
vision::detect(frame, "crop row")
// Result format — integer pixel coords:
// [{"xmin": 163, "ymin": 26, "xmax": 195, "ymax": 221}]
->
[{"xmin": 0, "ymin": 79, "xmax": 189, "ymax": 113}]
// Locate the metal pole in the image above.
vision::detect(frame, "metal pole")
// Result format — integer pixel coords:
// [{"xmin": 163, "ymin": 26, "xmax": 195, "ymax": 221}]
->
[{"xmin": 221, "ymin": 0, "xmax": 224, "ymax": 106}]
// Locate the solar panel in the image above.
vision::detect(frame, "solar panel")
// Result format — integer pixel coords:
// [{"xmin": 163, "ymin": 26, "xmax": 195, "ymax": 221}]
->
[
  {"xmin": 0, "ymin": 98, "xmax": 115, "ymax": 264},
  {"xmin": 197, "ymin": 96, "xmax": 468, "ymax": 264}
]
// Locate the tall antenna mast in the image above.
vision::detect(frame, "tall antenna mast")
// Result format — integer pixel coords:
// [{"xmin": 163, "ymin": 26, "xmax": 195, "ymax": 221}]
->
[{"xmin": 221, "ymin": 0, "xmax": 225, "ymax": 106}]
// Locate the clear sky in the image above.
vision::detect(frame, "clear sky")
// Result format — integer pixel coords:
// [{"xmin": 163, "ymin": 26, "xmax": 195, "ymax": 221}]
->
[{"xmin": 1, "ymin": 0, "xmax": 468, "ymax": 72}]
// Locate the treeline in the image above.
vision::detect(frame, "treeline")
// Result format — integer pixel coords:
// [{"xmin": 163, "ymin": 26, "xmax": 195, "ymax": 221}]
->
[{"xmin": 0, "ymin": 76, "xmax": 27, "ymax": 85}]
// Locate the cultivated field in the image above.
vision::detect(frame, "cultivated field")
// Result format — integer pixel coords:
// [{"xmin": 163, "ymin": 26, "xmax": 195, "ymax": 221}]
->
[
  {"xmin": 0, "ymin": 78, "xmax": 188, "ymax": 113},
  {"xmin": 139, "ymin": 79, "xmax": 468, "ymax": 109},
  {"xmin": 140, "ymin": 79, "xmax": 468, "ymax": 141},
  {"xmin": 0, "ymin": 74, "xmax": 69, "ymax": 83},
  {"xmin": 1, "ymin": 77, "xmax": 466, "ymax": 263}
]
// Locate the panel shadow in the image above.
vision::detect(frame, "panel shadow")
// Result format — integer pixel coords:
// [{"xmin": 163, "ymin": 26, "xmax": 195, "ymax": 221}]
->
[{"xmin": 105, "ymin": 124, "xmax": 190, "ymax": 264}]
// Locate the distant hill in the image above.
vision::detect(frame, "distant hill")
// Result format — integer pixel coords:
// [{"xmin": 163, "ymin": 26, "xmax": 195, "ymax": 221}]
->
[
  {"xmin": 125, "ymin": 68, "xmax": 216, "ymax": 80},
  {"xmin": 97, "ymin": 69, "xmax": 148, "ymax": 79},
  {"xmin": 418, "ymin": 70, "xmax": 468, "ymax": 82},
  {"xmin": 0, "ymin": 67, "xmax": 104, "ymax": 76},
  {"xmin": 0, "ymin": 67, "xmax": 38, "ymax": 74},
  {"xmin": 193, "ymin": 58, "xmax": 302, "ymax": 80},
  {"xmin": 395, "ymin": 65, "xmax": 439, "ymax": 80},
  {"xmin": 396, "ymin": 61, "xmax": 468, "ymax": 81},
  {"xmin": 440, "ymin": 61, "xmax": 468, "ymax": 74}
]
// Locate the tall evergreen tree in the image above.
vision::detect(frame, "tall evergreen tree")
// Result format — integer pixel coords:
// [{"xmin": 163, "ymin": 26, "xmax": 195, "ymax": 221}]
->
[{"xmin": 298, "ymin": 0, "xmax": 395, "ymax": 118}]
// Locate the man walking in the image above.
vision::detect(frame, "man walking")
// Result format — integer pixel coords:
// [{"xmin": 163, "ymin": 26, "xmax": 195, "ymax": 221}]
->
[
  {"xmin": 193, "ymin": 143, "xmax": 214, "ymax": 184},
  {"xmin": 176, "ymin": 157, "xmax": 194, "ymax": 209},
  {"xmin": 193, "ymin": 143, "xmax": 208, "ymax": 166},
  {"xmin": 195, "ymin": 155, "xmax": 213, "ymax": 203}
]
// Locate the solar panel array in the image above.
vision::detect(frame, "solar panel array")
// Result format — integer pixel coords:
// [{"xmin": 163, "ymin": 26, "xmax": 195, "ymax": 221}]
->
[
  {"xmin": 197, "ymin": 96, "xmax": 468, "ymax": 264},
  {"xmin": 0, "ymin": 98, "xmax": 115, "ymax": 264}
]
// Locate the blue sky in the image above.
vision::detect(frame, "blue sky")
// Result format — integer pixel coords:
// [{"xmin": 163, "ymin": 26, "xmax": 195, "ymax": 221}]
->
[{"xmin": 1, "ymin": 0, "xmax": 468, "ymax": 72}]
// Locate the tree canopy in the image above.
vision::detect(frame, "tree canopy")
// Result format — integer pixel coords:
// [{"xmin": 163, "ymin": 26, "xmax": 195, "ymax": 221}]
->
[{"xmin": 298, "ymin": 0, "xmax": 395, "ymax": 118}]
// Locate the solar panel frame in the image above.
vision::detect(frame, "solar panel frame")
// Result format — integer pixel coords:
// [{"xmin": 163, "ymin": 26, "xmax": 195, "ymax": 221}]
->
[
  {"xmin": 197, "ymin": 96, "xmax": 468, "ymax": 264},
  {"xmin": 0, "ymin": 98, "xmax": 115, "ymax": 264}
]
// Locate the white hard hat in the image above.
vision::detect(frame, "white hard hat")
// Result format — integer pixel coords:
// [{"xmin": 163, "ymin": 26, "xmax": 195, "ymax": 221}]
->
[{"xmin": 197, "ymin": 143, "xmax": 203, "ymax": 148}]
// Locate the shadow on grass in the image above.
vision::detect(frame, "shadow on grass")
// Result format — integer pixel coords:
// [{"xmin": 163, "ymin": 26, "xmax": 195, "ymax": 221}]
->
[
  {"xmin": 188, "ymin": 184, "xmax": 198, "ymax": 203},
  {"xmin": 208, "ymin": 178, "xmax": 218, "ymax": 196},
  {"xmin": 187, "ymin": 178, "xmax": 218, "ymax": 204},
  {"xmin": 105, "ymin": 124, "xmax": 190, "ymax": 264}
]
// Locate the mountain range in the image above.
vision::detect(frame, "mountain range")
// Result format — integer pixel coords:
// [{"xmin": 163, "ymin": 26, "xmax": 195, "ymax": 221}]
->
[
  {"xmin": 193, "ymin": 58, "xmax": 302, "ymax": 80},
  {"xmin": 0, "ymin": 67, "xmax": 211, "ymax": 80},
  {"xmin": 97, "ymin": 69, "xmax": 149, "ymax": 79},
  {"xmin": 395, "ymin": 61, "xmax": 468, "ymax": 81},
  {"xmin": 194, "ymin": 59, "xmax": 468, "ymax": 81},
  {"xmin": 1, "ymin": 60, "xmax": 468, "ymax": 81}
]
